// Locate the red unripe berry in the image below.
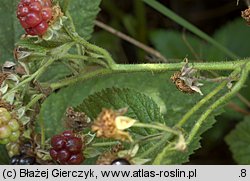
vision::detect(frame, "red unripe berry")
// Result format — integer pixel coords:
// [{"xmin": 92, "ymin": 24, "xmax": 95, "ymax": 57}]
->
[
  {"xmin": 51, "ymin": 135, "xmax": 66, "ymax": 151},
  {"xmin": 50, "ymin": 149, "xmax": 58, "ymax": 160},
  {"xmin": 41, "ymin": 8, "xmax": 52, "ymax": 21},
  {"xmin": 34, "ymin": 21, "xmax": 48, "ymax": 35},
  {"xmin": 20, "ymin": 17, "xmax": 29, "ymax": 28},
  {"xmin": 45, "ymin": 0, "xmax": 52, "ymax": 7},
  {"xmin": 50, "ymin": 130, "xmax": 84, "ymax": 165},
  {"xmin": 25, "ymin": 13, "xmax": 42, "ymax": 27},
  {"xmin": 37, "ymin": 0, "xmax": 52, "ymax": 7},
  {"xmin": 17, "ymin": 0, "xmax": 52, "ymax": 36},
  {"xmin": 21, "ymin": 0, "xmax": 35, "ymax": 5},
  {"xmin": 25, "ymin": 28, "xmax": 37, "ymax": 36},
  {"xmin": 29, "ymin": 2, "xmax": 42, "ymax": 12},
  {"xmin": 57, "ymin": 149, "xmax": 70, "ymax": 163},
  {"xmin": 68, "ymin": 153, "xmax": 84, "ymax": 165},
  {"xmin": 66, "ymin": 137, "xmax": 82, "ymax": 153},
  {"xmin": 17, "ymin": 6, "xmax": 29, "ymax": 17},
  {"xmin": 62, "ymin": 130, "xmax": 74, "ymax": 138}
]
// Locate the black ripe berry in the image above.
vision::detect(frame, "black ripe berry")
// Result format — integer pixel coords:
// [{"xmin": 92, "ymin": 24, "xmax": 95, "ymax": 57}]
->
[
  {"xmin": 10, "ymin": 155, "xmax": 21, "ymax": 165},
  {"xmin": 111, "ymin": 158, "xmax": 130, "ymax": 165},
  {"xmin": 19, "ymin": 156, "xmax": 36, "ymax": 165},
  {"xmin": 10, "ymin": 154, "xmax": 36, "ymax": 165}
]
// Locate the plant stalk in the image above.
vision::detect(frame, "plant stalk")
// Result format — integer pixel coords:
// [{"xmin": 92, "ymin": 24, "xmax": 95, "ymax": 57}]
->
[
  {"xmin": 187, "ymin": 64, "xmax": 249, "ymax": 144},
  {"xmin": 47, "ymin": 60, "xmax": 248, "ymax": 90}
]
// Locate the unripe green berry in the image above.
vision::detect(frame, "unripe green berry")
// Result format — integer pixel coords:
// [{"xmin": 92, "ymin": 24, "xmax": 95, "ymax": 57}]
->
[
  {"xmin": 0, "ymin": 108, "xmax": 8, "ymax": 113},
  {"xmin": 6, "ymin": 142, "xmax": 20, "ymax": 157},
  {"xmin": 10, "ymin": 145, "xmax": 19, "ymax": 157},
  {"xmin": 9, "ymin": 131, "xmax": 20, "ymax": 142},
  {"xmin": 0, "ymin": 126, "xmax": 12, "ymax": 139},
  {"xmin": 0, "ymin": 109, "xmax": 12, "ymax": 123},
  {"xmin": 6, "ymin": 142, "xmax": 12, "ymax": 150},
  {"xmin": 8, "ymin": 150, "xmax": 15, "ymax": 158},
  {"xmin": 0, "ymin": 138, "xmax": 9, "ymax": 144},
  {"xmin": 8, "ymin": 119, "xmax": 20, "ymax": 132}
]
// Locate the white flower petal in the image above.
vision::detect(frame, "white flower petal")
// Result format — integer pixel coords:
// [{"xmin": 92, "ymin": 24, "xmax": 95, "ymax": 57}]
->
[
  {"xmin": 190, "ymin": 86, "xmax": 203, "ymax": 95},
  {"xmin": 115, "ymin": 116, "xmax": 136, "ymax": 130}
]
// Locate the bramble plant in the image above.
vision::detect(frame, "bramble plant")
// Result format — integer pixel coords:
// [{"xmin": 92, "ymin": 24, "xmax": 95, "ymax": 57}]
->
[{"xmin": 0, "ymin": 0, "xmax": 249, "ymax": 165}]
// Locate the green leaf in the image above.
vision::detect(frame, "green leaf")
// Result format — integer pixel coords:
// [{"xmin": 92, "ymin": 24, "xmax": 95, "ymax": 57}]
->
[
  {"xmin": 225, "ymin": 116, "xmax": 250, "ymax": 164},
  {"xmin": 76, "ymin": 88, "xmax": 167, "ymax": 159},
  {"xmin": 150, "ymin": 18, "xmax": 250, "ymax": 61},
  {"xmin": 153, "ymin": 115, "xmax": 219, "ymax": 164},
  {"xmin": 69, "ymin": 0, "xmax": 101, "ymax": 40},
  {"xmin": 16, "ymin": 39, "xmax": 51, "ymax": 53},
  {"xmin": 0, "ymin": 0, "xmax": 24, "ymax": 63},
  {"xmin": 205, "ymin": 18, "xmax": 250, "ymax": 61},
  {"xmin": 0, "ymin": 145, "xmax": 9, "ymax": 164},
  {"xmin": 38, "ymin": 72, "xmax": 176, "ymax": 139},
  {"xmin": 149, "ymin": 20, "xmax": 250, "ymax": 121},
  {"xmin": 76, "ymin": 88, "xmax": 164, "ymax": 135},
  {"xmin": 207, "ymin": 19, "xmax": 250, "ymax": 119},
  {"xmin": 38, "ymin": 71, "xmax": 224, "ymax": 164},
  {"xmin": 38, "ymin": 62, "xmax": 72, "ymax": 83},
  {"xmin": 150, "ymin": 30, "xmax": 205, "ymax": 60}
]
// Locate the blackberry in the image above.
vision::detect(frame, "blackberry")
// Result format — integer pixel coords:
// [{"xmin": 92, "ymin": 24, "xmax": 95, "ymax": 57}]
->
[
  {"xmin": 17, "ymin": 0, "xmax": 52, "ymax": 36},
  {"xmin": 111, "ymin": 158, "xmax": 131, "ymax": 165},
  {"xmin": 50, "ymin": 130, "xmax": 84, "ymax": 165},
  {"xmin": 10, "ymin": 155, "xmax": 22, "ymax": 165},
  {"xmin": 10, "ymin": 154, "xmax": 36, "ymax": 165}
]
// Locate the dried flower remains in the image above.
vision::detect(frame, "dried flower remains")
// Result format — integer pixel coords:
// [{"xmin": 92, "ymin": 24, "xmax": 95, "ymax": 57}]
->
[
  {"xmin": 171, "ymin": 59, "xmax": 203, "ymax": 95},
  {"xmin": 91, "ymin": 108, "xmax": 136, "ymax": 142}
]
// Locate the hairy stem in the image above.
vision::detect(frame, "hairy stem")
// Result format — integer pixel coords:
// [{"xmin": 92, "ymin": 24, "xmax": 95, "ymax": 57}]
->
[
  {"xmin": 91, "ymin": 141, "xmax": 120, "ymax": 147},
  {"xmin": 111, "ymin": 61, "xmax": 246, "ymax": 72},
  {"xmin": 177, "ymin": 81, "xmax": 227, "ymax": 127},
  {"xmin": 47, "ymin": 60, "xmax": 248, "ymax": 91},
  {"xmin": 139, "ymin": 134, "xmax": 171, "ymax": 158},
  {"xmin": 134, "ymin": 133, "xmax": 164, "ymax": 145},
  {"xmin": 64, "ymin": 27, "xmax": 116, "ymax": 67},
  {"xmin": 187, "ymin": 64, "xmax": 249, "ymax": 144},
  {"xmin": 63, "ymin": 54, "xmax": 108, "ymax": 68},
  {"xmin": 25, "ymin": 94, "xmax": 45, "ymax": 111},
  {"xmin": 133, "ymin": 123, "xmax": 180, "ymax": 135},
  {"xmin": 48, "ymin": 69, "xmax": 112, "ymax": 91}
]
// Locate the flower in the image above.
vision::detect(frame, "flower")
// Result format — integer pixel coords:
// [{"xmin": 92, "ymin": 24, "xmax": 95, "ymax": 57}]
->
[{"xmin": 91, "ymin": 108, "xmax": 136, "ymax": 142}]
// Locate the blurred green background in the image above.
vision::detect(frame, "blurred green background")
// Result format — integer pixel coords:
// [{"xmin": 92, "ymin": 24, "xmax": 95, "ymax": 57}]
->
[{"xmin": 0, "ymin": 0, "xmax": 250, "ymax": 164}]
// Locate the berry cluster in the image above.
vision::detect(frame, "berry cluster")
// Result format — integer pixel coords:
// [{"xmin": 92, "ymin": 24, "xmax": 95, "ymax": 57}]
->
[
  {"xmin": 50, "ymin": 131, "xmax": 84, "ymax": 165},
  {"xmin": 17, "ymin": 0, "xmax": 52, "ymax": 36},
  {"xmin": 6, "ymin": 142, "xmax": 20, "ymax": 158},
  {"xmin": 10, "ymin": 154, "xmax": 36, "ymax": 165},
  {"xmin": 0, "ymin": 108, "xmax": 20, "ymax": 145}
]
